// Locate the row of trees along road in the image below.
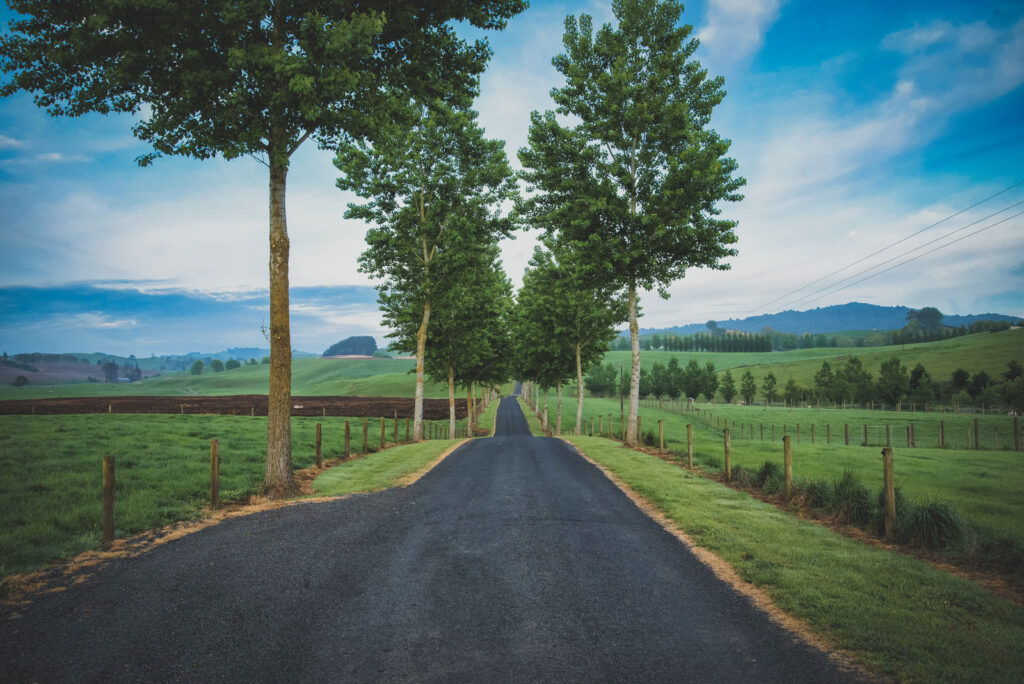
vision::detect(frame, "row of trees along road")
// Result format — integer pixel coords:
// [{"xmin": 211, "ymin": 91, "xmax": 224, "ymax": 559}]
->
[
  {"xmin": 1, "ymin": 0, "xmax": 527, "ymax": 497},
  {"xmin": 336, "ymin": 102, "xmax": 517, "ymax": 441},
  {"xmin": 513, "ymin": 240, "xmax": 627, "ymax": 435},
  {"xmin": 516, "ymin": 0, "xmax": 744, "ymax": 446}
]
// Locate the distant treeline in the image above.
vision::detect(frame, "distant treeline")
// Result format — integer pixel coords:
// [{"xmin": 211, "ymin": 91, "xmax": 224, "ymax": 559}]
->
[{"xmin": 612, "ymin": 320, "xmax": 1017, "ymax": 353}]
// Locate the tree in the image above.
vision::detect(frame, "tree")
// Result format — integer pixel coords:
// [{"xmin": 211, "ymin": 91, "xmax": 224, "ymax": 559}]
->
[
  {"xmin": 12, "ymin": 375, "xmax": 28, "ymax": 387},
  {"xmin": 761, "ymin": 372, "xmax": 779, "ymax": 406},
  {"xmin": 842, "ymin": 357, "xmax": 874, "ymax": 406},
  {"xmin": 740, "ymin": 370, "xmax": 757, "ymax": 405},
  {"xmin": 813, "ymin": 361, "xmax": 834, "ymax": 403},
  {"xmin": 102, "ymin": 361, "xmax": 119, "ymax": 383},
  {"xmin": 968, "ymin": 371, "xmax": 991, "ymax": 399},
  {"xmin": 1004, "ymin": 360, "xmax": 1022, "ymax": 382},
  {"xmin": 700, "ymin": 362, "xmax": 719, "ymax": 402},
  {"xmin": 908, "ymin": 363, "xmax": 937, "ymax": 406},
  {"xmin": 2, "ymin": 0, "xmax": 526, "ymax": 498},
  {"xmin": 876, "ymin": 357, "xmax": 908, "ymax": 406},
  {"xmin": 665, "ymin": 356, "xmax": 684, "ymax": 400},
  {"xmin": 783, "ymin": 378, "xmax": 803, "ymax": 406},
  {"xmin": 339, "ymin": 102, "xmax": 516, "ymax": 441},
  {"xmin": 681, "ymin": 360, "xmax": 703, "ymax": 400},
  {"xmin": 190, "ymin": 360, "xmax": 204, "ymax": 376},
  {"xmin": 720, "ymin": 369, "xmax": 736, "ymax": 404},
  {"xmin": 209, "ymin": 359, "xmax": 224, "ymax": 373},
  {"xmin": 951, "ymin": 368, "xmax": 970, "ymax": 394},
  {"xmin": 225, "ymin": 359, "xmax": 241, "ymax": 370},
  {"xmin": 517, "ymin": 0, "xmax": 744, "ymax": 445},
  {"xmin": 323, "ymin": 336, "xmax": 377, "ymax": 357},
  {"xmin": 584, "ymin": 363, "xmax": 618, "ymax": 396}
]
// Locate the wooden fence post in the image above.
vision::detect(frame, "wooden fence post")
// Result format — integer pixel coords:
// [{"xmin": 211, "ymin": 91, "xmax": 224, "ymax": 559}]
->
[
  {"xmin": 796, "ymin": 424, "xmax": 800, "ymax": 443},
  {"xmin": 406, "ymin": 418, "xmax": 410, "ymax": 443},
  {"xmin": 810, "ymin": 424, "xmax": 814, "ymax": 444},
  {"xmin": 315, "ymin": 423, "xmax": 322, "ymax": 469},
  {"xmin": 939, "ymin": 420, "xmax": 945, "ymax": 448},
  {"xmin": 394, "ymin": 412, "xmax": 399, "ymax": 445},
  {"xmin": 826, "ymin": 424, "xmax": 831, "ymax": 445},
  {"xmin": 687, "ymin": 424, "xmax": 694, "ymax": 469},
  {"xmin": 783, "ymin": 435, "xmax": 792, "ymax": 501},
  {"xmin": 210, "ymin": 439, "xmax": 220, "ymax": 508},
  {"xmin": 994, "ymin": 427, "xmax": 998, "ymax": 451},
  {"xmin": 380, "ymin": 417, "xmax": 386, "ymax": 450},
  {"xmin": 344, "ymin": 420, "xmax": 351, "ymax": 457},
  {"xmin": 905, "ymin": 425, "xmax": 911, "ymax": 448},
  {"xmin": 844, "ymin": 423, "xmax": 849, "ymax": 446},
  {"xmin": 1014, "ymin": 416, "xmax": 1020, "ymax": 451},
  {"xmin": 724, "ymin": 428, "xmax": 731, "ymax": 482},
  {"xmin": 658, "ymin": 420, "xmax": 664, "ymax": 453},
  {"xmin": 102, "ymin": 454, "xmax": 115, "ymax": 547},
  {"xmin": 760, "ymin": 424, "xmax": 764, "ymax": 441},
  {"xmin": 362, "ymin": 418, "xmax": 368, "ymax": 455},
  {"xmin": 863, "ymin": 424, "xmax": 868, "ymax": 446},
  {"xmin": 599, "ymin": 415, "xmax": 604, "ymax": 437},
  {"xmin": 882, "ymin": 447, "xmax": 895, "ymax": 542},
  {"xmin": 974, "ymin": 418, "xmax": 980, "ymax": 450}
]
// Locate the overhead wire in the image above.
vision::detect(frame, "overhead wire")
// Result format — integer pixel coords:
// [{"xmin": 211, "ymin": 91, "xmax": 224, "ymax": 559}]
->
[{"xmin": 746, "ymin": 179, "xmax": 1024, "ymax": 316}]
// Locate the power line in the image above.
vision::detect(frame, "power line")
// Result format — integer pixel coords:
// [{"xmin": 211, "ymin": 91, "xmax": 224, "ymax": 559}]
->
[
  {"xmin": 747, "ymin": 179, "xmax": 1024, "ymax": 316},
  {"xmin": 783, "ymin": 198, "xmax": 1024, "ymax": 310},
  {"xmin": 797, "ymin": 209, "xmax": 1024, "ymax": 308}
]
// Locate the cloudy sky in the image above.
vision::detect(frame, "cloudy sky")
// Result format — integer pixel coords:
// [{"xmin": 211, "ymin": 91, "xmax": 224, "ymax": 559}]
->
[{"xmin": 1, "ymin": 0, "xmax": 1022, "ymax": 356}]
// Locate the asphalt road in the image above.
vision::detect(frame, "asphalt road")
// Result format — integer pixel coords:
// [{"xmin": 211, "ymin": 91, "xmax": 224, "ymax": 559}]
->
[{"xmin": 2, "ymin": 395, "xmax": 869, "ymax": 682}]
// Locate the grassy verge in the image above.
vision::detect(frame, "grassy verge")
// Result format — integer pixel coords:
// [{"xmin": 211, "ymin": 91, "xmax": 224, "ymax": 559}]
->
[
  {"xmin": 565, "ymin": 435, "xmax": 1024, "ymax": 683},
  {"xmin": 0, "ymin": 413, "xmax": 467, "ymax": 576},
  {"xmin": 311, "ymin": 439, "xmax": 462, "ymax": 496},
  {"xmin": 516, "ymin": 396, "xmax": 546, "ymax": 436},
  {"xmin": 475, "ymin": 395, "xmax": 501, "ymax": 435}
]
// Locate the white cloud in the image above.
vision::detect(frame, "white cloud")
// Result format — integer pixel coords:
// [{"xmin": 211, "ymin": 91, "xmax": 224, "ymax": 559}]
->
[
  {"xmin": 34, "ymin": 152, "xmax": 92, "ymax": 163},
  {"xmin": 0, "ymin": 134, "xmax": 27, "ymax": 149},
  {"xmin": 46, "ymin": 312, "xmax": 139, "ymax": 330},
  {"xmin": 697, "ymin": 0, "xmax": 785, "ymax": 67}
]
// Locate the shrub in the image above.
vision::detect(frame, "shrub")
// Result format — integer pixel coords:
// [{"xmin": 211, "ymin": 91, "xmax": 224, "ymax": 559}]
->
[
  {"xmin": 762, "ymin": 472, "xmax": 785, "ymax": 496},
  {"xmin": 828, "ymin": 470, "xmax": 872, "ymax": 526},
  {"xmin": 731, "ymin": 465, "xmax": 753, "ymax": 487},
  {"xmin": 871, "ymin": 486, "xmax": 909, "ymax": 537},
  {"xmin": 642, "ymin": 429, "xmax": 657, "ymax": 447},
  {"xmin": 753, "ymin": 461, "xmax": 781, "ymax": 489},
  {"xmin": 899, "ymin": 502, "xmax": 966, "ymax": 550},
  {"xmin": 803, "ymin": 479, "xmax": 834, "ymax": 509}
]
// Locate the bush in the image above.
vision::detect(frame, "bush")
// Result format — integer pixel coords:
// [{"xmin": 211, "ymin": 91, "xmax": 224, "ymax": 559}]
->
[
  {"xmin": 12, "ymin": 375, "xmax": 28, "ymax": 387},
  {"xmin": 828, "ymin": 470, "xmax": 872, "ymax": 526},
  {"xmin": 871, "ymin": 486, "xmax": 909, "ymax": 537},
  {"xmin": 803, "ymin": 479, "xmax": 834, "ymax": 509},
  {"xmin": 731, "ymin": 465, "xmax": 753, "ymax": 487},
  {"xmin": 224, "ymin": 359, "xmax": 241, "ymax": 370},
  {"xmin": 641, "ymin": 429, "xmax": 657, "ymax": 447},
  {"xmin": 899, "ymin": 502, "xmax": 965, "ymax": 550},
  {"xmin": 753, "ymin": 461, "xmax": 782, "ymax": 489}
]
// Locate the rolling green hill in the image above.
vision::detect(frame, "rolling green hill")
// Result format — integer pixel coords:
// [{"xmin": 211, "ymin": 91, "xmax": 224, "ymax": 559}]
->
[
  {"xmin": 601, "ymin": 328, "xmax": 1022, "ymax": 390},
  {"xmin": 0, "ymin": 357, "xmax": 455, "ymax": 400}
]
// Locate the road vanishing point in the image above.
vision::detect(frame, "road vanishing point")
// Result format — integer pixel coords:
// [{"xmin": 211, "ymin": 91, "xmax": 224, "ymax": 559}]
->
[{"xmin": 2, "ymin": 395, "xmax": 871, "ymax": 682}]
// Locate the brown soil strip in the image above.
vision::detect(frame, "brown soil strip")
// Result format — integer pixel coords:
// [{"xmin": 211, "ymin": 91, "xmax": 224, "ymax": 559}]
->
[{"xmin": 562, "ymin": 439, "xmax": 879, "ymax": 682}]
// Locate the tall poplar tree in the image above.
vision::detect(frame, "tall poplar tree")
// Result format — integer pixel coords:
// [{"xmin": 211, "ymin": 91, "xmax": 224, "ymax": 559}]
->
[
  {"xmin": 518, "ymin": 0, "xmax": 744, "ymax": 446},
  {"xmin": 338, "ymin": 103, "xmax": 516, "ymax": 440},
  {"xmin": 1, "ymin": 0, "xmax": 526, "ymax": 497}
]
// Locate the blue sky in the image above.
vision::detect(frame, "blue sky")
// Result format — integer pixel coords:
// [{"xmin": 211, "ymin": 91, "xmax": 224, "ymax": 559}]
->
[{"xmin": 1, "ymin": 0, "xmax": 1022, "ymax": 355}]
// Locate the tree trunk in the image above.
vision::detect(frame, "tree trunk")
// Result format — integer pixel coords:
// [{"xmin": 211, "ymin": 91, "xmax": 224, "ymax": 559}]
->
[
  {"xmin": 466, "ymin": 384, "xmax": 473, "ymax": 436},
  {"xmin": 264, "ymin": 153, "xmax": 299, "ymax": 498},
  {"xmin": 626, "ymin": 282, "xmax": 641, "ymax": 446},
  {"xmin": 447, "ymin": 364, "xmax": 456, "ymax": 437},
  {"xmin": 414, "ymin": 296, "xmax": 430, "ymax": 440},
  {"xmin": 556, "ymin": 380, "xmax": 563, "ymax": 435},
  {"xmin": 575, "ymin": 342, "xmax": 584, "ymax": 435}
]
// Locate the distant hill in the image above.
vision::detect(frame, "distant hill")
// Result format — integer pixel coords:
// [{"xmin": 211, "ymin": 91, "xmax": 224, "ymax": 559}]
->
[
  {"xmin": 636, "ymin": 302, "xmax": 1022, "ymax": 337},
  {"xmin": 323, "ymin": 336, "xmax": 377, "ymax": 357}
]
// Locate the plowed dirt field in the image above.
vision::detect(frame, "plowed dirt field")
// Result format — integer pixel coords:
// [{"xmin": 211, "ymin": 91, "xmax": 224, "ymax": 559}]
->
[{"xmin": 0, "ymin": 395, "xmax": 468, "ymax": 419}]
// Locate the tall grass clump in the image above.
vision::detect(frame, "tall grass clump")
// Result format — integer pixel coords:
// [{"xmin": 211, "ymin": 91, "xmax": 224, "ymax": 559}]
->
[
  {"xmin": 900, "ymin": 502, "xmax": 966, "ymax": 550},
  {"xmin": 828, "ymin": 469, "xmax": 872, "ymax": 525}
]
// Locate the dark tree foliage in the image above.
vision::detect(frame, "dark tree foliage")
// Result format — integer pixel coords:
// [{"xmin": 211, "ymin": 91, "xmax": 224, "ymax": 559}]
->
[{"xmin": 323, "ymin": 336, "xmax": 378, "ymax": 357}]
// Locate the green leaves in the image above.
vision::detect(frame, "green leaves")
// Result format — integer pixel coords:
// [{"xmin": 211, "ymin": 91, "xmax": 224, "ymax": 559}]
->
[{"xmin": 518, "ymin": 0, "xmax": 744, "ymax": 291}]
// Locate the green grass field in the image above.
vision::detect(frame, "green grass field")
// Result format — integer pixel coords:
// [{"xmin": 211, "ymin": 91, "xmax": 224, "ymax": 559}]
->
[
  {"xmin": 566, "ymin": 435, "xmax": 1024, "ymax": 683},
  {"xmin": 0, "ymin": 357, "xmax": 456, "ymax": 400},
  {"xmin": 0, "ymin": 412, "xmax": 469, "ymax": 577},
  {"xmin": 603, "ymin": 327, "xmax": 1023, "ymax": 396}
]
